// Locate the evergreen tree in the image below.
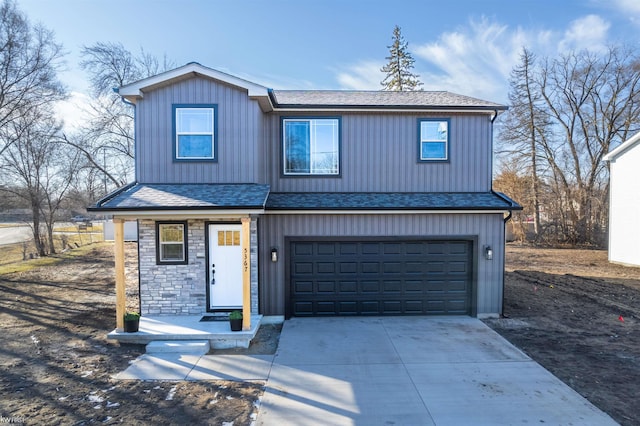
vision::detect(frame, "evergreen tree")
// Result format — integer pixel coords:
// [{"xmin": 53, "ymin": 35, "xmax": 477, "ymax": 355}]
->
[{"xmin": 380, "ymin": 25, "xmax": 423, "ymax": 91}]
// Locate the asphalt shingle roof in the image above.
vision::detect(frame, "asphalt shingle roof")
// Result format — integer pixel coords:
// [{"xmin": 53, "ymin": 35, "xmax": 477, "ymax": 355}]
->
[
  {"xmin": 93, "ymin": 183, "xmax": 270, "ymax": 211},
  {"xmin": 270, "ymin": 90, "xmax": 506, "ymax": 110},
  {"xmin": 265, "ymin": 192, "xmax": 520, "ymax": 211}
]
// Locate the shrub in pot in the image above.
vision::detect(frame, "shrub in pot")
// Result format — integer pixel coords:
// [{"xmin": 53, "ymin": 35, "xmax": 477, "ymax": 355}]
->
[
  {"xmin": 229, "ymin": 310, "xmax": 243, "ymax": 331},
  {"xmin": 124, "ymin": 312, "xmax": 141, "ymax": 333}
]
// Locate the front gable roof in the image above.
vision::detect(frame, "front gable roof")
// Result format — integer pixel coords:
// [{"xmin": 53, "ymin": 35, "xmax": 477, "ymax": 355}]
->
[
  {"xmin": 118, "ymin": 62, "xmax": 273, "ymax": 110},
  {"xmin": 604, "ymin": 131, "xmax": 640, "ymax": 162}
]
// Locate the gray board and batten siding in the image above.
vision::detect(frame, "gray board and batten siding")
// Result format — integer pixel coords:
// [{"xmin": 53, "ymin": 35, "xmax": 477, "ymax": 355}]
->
[
  {"xmin": 134, "ymin": 76, "xmax": 495, "ymax": 194},
  {"xmin": 135, "ymin": 77, "xmax": 265, "ymax": 184},
  {"xmin": 259, "ymin": 213, "xmax": 506, "ymax": 317}
]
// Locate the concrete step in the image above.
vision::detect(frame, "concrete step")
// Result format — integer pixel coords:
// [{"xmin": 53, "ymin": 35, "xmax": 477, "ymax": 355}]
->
[{"xmin": 146, "ymin": 340, "xmax": 210, "ymax": 355}]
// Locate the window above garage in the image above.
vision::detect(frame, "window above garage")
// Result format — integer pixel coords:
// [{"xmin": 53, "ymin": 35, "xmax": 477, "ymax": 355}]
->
[
  {"xmin": 282, "ymin": 117, "xmax": 340, "ymax": 176},
  {"xmin": 418, "ymin": 118, "xmax": 449, "ymax": 162}
]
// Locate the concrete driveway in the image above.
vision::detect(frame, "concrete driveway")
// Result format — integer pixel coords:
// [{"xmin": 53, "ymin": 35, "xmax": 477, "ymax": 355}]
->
[{"xmin": 256, "ymin": 316, "xmax": 616, "ymax": 425}]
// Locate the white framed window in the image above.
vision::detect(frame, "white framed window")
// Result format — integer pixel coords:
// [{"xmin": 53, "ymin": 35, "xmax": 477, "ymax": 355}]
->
[
  {"xmin": 156, "ymin": 222, "xmax": 188, "ymax": 264},
  {"xmin": 419, "ymin": 119, "xmax": 449, "ymax": 161},
  {"xmin": 174, "ymin": 105, "xmax": 216, "ymax": 160},
  {"xmin": 283, "ymin": 118, "xmax": 340, "ymax": 175}
]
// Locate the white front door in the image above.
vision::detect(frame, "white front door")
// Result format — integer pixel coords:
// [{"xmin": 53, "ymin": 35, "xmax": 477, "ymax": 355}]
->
[{"xmin": 208, "ymin": 224, "xmax": 243, "ymax": 310}]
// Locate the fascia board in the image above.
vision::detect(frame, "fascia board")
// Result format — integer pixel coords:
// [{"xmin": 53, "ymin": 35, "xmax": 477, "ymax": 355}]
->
[
  {"xmin": 264, "ymin": 209, "xmax": 510, "ymax": 215},
  {"xmin": 118, "ymin": 63, "xmax": 270, "ymax": 101},
  {"xmin": 604, "ymin": 131, "xmax": 640, "ymax": 161}
]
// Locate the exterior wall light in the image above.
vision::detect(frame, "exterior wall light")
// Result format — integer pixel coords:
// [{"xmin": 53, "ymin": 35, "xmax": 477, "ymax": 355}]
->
[
  {"xmin": 271, "ymin": 247, "xmax": 278, "ymax": 262},
  {"xmin": 484, "ymin": 245, "xmax": 493, "ymax": 260}
]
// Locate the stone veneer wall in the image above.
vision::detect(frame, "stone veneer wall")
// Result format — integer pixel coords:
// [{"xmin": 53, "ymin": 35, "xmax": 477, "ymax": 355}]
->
[{"xmin": 138, "ymin": 218, "xmax": 259, "ymax": 316}]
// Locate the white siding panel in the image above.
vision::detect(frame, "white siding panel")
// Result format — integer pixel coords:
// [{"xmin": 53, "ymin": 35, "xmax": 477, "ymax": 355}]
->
[{"xmin": 608, "ymin": 143, "xmax": 640, "ymax": 266}]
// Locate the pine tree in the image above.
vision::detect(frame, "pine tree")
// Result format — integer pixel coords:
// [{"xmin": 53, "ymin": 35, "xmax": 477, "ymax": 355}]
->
[{"xmin": 380, "ymin": 25, "xmax": 423, "ymax": 91}]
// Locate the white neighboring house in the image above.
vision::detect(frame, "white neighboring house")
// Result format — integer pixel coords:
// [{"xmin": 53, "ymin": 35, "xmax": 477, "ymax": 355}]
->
[{"xmin": 604, "ymin": 132, "xmax": 640, "ymax": 267}]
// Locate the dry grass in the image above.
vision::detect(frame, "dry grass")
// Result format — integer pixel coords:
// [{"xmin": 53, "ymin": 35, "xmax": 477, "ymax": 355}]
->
[{"xmin": 0, "ymin": 224, "xmax": 105, "ymax": 269}]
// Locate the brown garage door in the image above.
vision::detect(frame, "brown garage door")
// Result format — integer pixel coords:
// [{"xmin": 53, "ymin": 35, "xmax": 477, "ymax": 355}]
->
[{"xmin": 288, "ymin": 239, "xmax": 473, "ymax": 317}]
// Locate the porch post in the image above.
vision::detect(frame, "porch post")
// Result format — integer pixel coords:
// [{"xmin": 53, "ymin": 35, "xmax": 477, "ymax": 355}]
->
[
  {"xmin": 241, "ymin": 217, "xmax": 251, "ymax": 330},
  {"xmin": 114, "ymin": 218, "xmax": 126, "ymax": 331}
]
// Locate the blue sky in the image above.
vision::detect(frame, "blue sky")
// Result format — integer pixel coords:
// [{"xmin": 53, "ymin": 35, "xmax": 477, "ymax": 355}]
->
[{"xmin": 16, "ymin": 0, "xmax": 640, "ymax": 123}]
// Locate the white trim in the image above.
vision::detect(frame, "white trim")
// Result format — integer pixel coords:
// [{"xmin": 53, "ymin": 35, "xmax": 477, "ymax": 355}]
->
[
  {"xmin": 271, "ymin": 107, "xmax": 500, "ymax": 114},
  {"xmin": 603, "ymin": 131, "xmax": 640, "ymax": 162},
  {"xmin": 110, "ymin": 209, "xmax": 263, "ymax": 220},
  {"xmin": 265, "ymin": 209, "xmax": 509, "ymax": 215},
  {"xmin": 119, "ymin": 63, "xmax": 270, "ymax": 102}
]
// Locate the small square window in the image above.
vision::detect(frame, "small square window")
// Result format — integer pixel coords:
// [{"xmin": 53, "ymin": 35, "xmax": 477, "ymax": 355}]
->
[
  {"xmin": 156, "ymin": 222, "xmax": 188, "ymax": 264},
  {"xmin": 174, "ymin": 105, "xmax": 216, "ymax": 160},
  {"xmin": 419, "ymin": 119, "xmax": 449, "ymax": 161}
]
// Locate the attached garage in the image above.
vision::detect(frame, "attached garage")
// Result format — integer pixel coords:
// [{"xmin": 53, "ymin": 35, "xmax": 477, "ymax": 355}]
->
[{"xmin": 287, "ymin": 238, "xmax": 474, "ymax": 317}]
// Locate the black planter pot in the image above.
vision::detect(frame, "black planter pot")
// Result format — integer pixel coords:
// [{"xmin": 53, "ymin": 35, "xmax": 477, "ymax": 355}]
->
[
  {"xmin": 124, "ymin": 318, "xmax": 140, "ymax": 333},
  {"xmin": 230, "ymin": 318, "xmax": 242, "ymax": 331}
]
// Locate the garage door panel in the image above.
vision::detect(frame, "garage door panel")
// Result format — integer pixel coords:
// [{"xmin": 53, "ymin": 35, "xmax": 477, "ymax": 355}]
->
[
  {"xmin": 362, "ymin": 281, "xmax": 380, "ymax": 292},
  {"xmin": 295, "ymin": 281, "xmax": 314, "ymax": 294},
  {"xmin": 317, "ymin": 281, "xmax": 336, "ymax": 293},
  {"xmin": 317, "ymin": 243, "xmax": 336, "ymax": 255},
  {"xmin": 290, "ymin": 240, "xmax": 472, "ymax": 317},
  {"xmin": 339, "ymin": 281, "xmax": 357, "ymax": 293},
  {"xmin": 295, "ymin": 262, "xmax": 314, "ymax": 274},
  {"xmin": 317, "ymin": 262, "xmax": 335, "ymax": 274},
  {"xmin": 340, "ymin": 262, "xmax": 357, "ymax": 274}
]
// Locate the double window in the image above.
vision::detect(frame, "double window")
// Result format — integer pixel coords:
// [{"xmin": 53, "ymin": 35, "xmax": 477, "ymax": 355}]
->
[
  {"xmin": 156, "ymin": 222, "xmax": 188, "ymax": 264},
  {"xmin": 173, "ymin": 105, "xmax": 217, "ymax": 160},
  {"xmin": 419, "ymin": 119, "xmax": 449, "ymax": 161},
  {"xmin": 282, "ymin": 118, "xmax": 340, "ymax": 175}
]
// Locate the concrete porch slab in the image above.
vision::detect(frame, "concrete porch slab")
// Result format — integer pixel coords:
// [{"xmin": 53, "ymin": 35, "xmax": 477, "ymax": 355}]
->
[
  {"xmin": 107, "ymin": 315, "xmax": 262, "ymax": 349},
  {"xmin": 146, "ymin": 340, "xmax": 210, "ymax": 355}
]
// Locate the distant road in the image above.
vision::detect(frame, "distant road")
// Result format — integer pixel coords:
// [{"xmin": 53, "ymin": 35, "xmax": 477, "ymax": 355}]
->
[{"xmin": 0, "ymin": 224, "xmax": 32, "ymax": 245}]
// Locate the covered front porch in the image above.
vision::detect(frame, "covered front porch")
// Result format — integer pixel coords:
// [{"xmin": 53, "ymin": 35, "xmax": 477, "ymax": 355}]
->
[{"xmin": 88, "ymin": 183, "xmax": 270, "ymax": 349}]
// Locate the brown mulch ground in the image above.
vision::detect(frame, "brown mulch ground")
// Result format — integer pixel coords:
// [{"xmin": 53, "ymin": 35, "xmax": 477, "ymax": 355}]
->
[{"xmin": 1, "ymin": 242, "xmax": 639, "ymax": 424}]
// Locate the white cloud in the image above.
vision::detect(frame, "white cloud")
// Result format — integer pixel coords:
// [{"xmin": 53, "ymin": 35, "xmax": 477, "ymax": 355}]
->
[
  {"xmin": 609, "ymin": 0, "xmax": 640, "ymax": 16},
  {"xmin": 334, "ymin": 61, "xmax": 385, "ymax": 90},
  {"xmin": 558, "ymin": 14, "xmax": 610, "ymax": 52},
  {"xmin": 331, "ymin": 14, "xmax": 616, "ymax": 105},
  {"xmin": 413, "ymin": 17, "xmax": 537, "ymax": 102}
]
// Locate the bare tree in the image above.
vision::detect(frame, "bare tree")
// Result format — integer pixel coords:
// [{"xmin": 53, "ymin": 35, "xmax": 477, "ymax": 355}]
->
[
  {"xmin": 499, "ymin": 48, "xmax": 546, "ymax": 238},
  {"xmin": 67, "ymin": 42, "xmax": 174, "ymax": 193},
  {"xmin": 0, "ymin": 0, "xmax": 65, "ymax": 157},
  {"xmin": 1, "ymin": 108, "xmax": 78, "ymax": 255},
  {"xmin": 497, "ymin": 45, "xmax": 640, "ymax": 246}
]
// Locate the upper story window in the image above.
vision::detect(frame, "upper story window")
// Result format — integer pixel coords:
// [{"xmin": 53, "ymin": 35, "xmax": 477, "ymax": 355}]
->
[
  {"xmin": 282, "ymin": 118, "xmax": 340, "ymax": 175},
  {"xmin": 156, "ymin": 221, "xmax": 188, "ymax": 264},
  {"xmin": 419, "ymin": 119, "xmax": 449, "ymax": 162},
  {"xmin": 173, "ymin": 104, "xmax": 217, "ymax": 161}
]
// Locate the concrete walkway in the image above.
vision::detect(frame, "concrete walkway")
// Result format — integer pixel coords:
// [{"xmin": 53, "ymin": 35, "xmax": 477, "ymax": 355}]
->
[
  {"xmin": 114, "ymin": 316, "xmax": 618, "ymax": 425},
  {"xmin": 256, "ymin": 316, "xmax": 617, "ymax": 425}
]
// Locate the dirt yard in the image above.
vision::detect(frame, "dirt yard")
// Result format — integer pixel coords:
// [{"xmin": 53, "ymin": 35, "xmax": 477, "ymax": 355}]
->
[
  {"xmin": 486, "ymin": 244, "xmax": 640, "ymax": 426},
  {"xmin": 1, "ymin": 242, "xmax": 639, "ymax": 425},
  {"xmin": 0, "ymin": 243, "xmax": 270, "ymax": 425}
]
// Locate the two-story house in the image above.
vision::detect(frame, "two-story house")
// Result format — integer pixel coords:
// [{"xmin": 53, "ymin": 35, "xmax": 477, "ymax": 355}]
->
[{"xmin": 91, "ymin": 62, "xmax": 520, "ymax": 334}]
